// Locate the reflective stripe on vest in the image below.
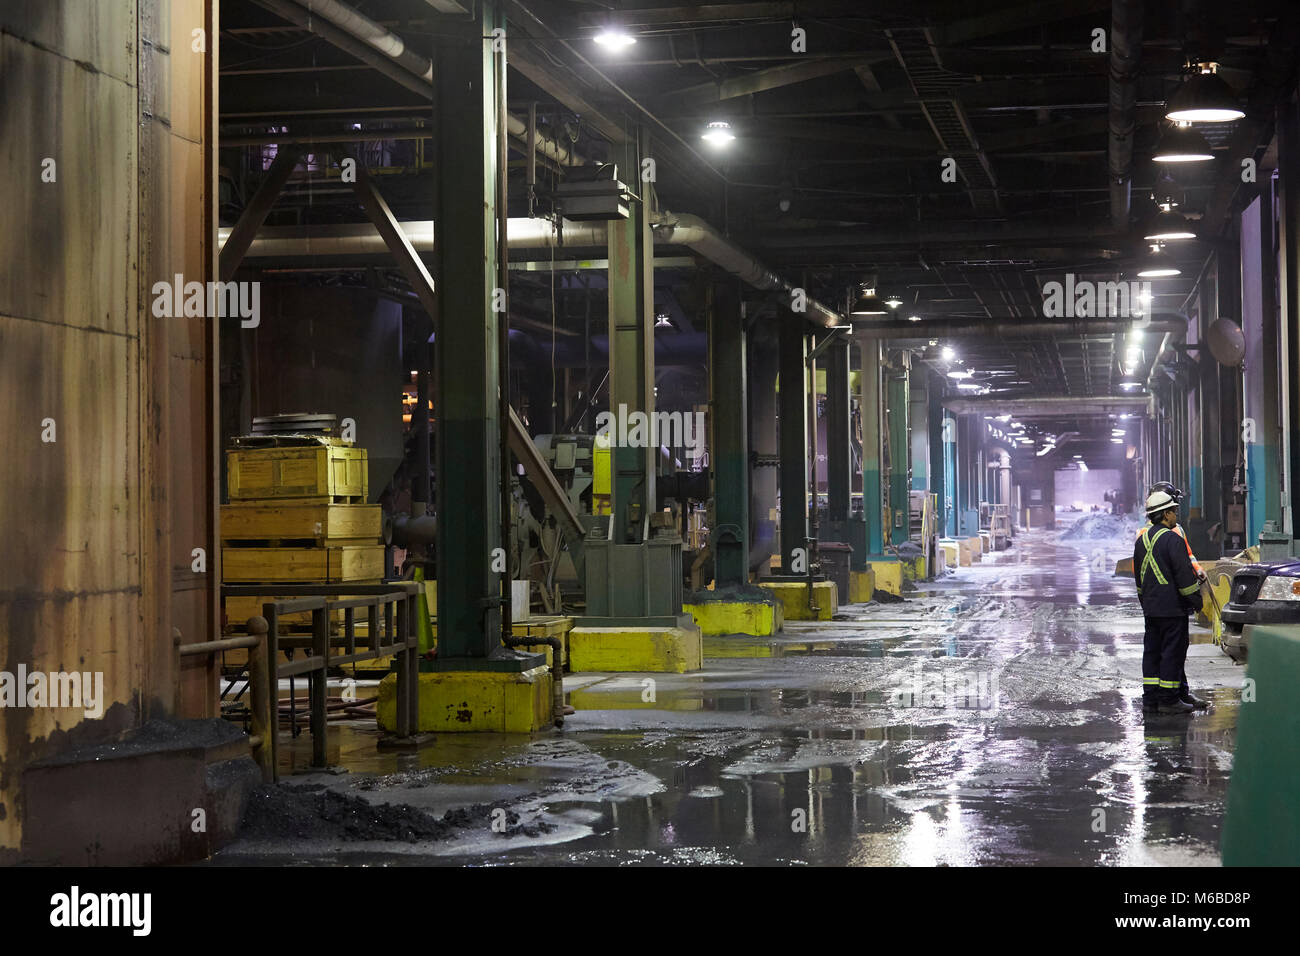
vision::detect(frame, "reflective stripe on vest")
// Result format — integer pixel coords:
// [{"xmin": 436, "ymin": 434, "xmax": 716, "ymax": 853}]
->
[{"xmin": 1139, "ymin": 527, "xmax": 1170, "ymax": 589}]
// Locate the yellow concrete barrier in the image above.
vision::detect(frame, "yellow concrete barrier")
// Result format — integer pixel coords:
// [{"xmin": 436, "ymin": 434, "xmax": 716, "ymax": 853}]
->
[
  {"xmin": 376, "ymin": 665, "xmax": 553, "ymax": 733},
  {"xmin": 684, "ymin": 600, "xmax": 782, "ymax": 636},
  {"xmin": 848, "ymin": 568, "xmax": 876, "ymax": 603},
  {"xmin": 757, "ymin": 580, "xmax": 837, "ymax": 620},
  {"xmin": 868, "ymin": 560, "xmax": 903, "ymax": 596},
  {"xmin": 567, "ymin": 624, "xmax": 703, "ymax": 673}
]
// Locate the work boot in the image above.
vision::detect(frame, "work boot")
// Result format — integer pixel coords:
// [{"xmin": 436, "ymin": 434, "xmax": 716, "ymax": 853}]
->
[
  {"xmin": 1181, "ymin": 692, "xmax": 1210, "ymax": 711},
  {"xmin": 1155, "ymin": 698, "xmax": 1194, "ymax": 715},
  {"xmin": 1141, "ymin": 696, "xmax": 1159, "ymax": 713}
]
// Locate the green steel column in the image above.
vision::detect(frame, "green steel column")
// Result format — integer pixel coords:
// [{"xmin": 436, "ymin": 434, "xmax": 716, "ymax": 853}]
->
[
  {"xmin": 1279, "ymin": 97, "xmax": 1300, "ymax": 538},
  {"xmin": 1242, "ymin": 193, "xmax": 1281, "ymax": 542},
  {"xmin": 825, "ymin": 336, "xmax": 851, "ymax": 527},
  {"xmin": 887, "ymin": 360, "xmax": 911, "ymax": 547},
  {"xmin": 779, "ymin": 316, "xmax": 809, "ymax": 572},
  {"xmin": 858, "ymin": 339, "xmax": 884, "ymax": 555},
  {"xmin": 928, "ymin": 386, "xmax": 947, "ymax": 535},
  {"xmin": 910, "ymin": 375, "xmax": 929, "ymax": 492},
  {"xmin": 607, "ymin": 135, "xmax": 655, "ymax": 544},
  {"xmin": 709, "ymin": 281, "xmax": 749, "ymax": 587},
  {"xmin": 434, "ymin": 5, "xmax": 504, "ymax": 658}
]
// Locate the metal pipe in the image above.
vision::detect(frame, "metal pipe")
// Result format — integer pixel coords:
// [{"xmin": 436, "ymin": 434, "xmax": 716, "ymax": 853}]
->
[
  {"xmin": 251, "ymin": 0, "xmax": 581, "ymax": 166},
  {"xmin": 293, "ymin": 0, "xmax": 433, "ymax": 80},
  {"xmin": 653, "ymin": 211, "xmax": 842, "ymax": 327},
  {"xmin": 1108, "ymin": 0, "xmax": 1144, "ymax": 230},
  {"xmin": 178, "ymin": 635, "xmax": 260, "ymax": 656},
  {"xmin": 220, "ymin": 214, "xmax": 845, "ymax": 325},
  {"xmin": 854, "ymin": 316, "xmax": 1185, "ymax": 338}
]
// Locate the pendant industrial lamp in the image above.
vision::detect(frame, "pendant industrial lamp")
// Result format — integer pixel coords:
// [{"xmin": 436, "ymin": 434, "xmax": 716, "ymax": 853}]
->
[
  {"xmin": 1143, "ymin": 202, "xmax": 1195, "ymax": 241},
  {"xmin": 1153, "ymin": 122, "xmax": 1214, "ymax": 163},
  {"xmin": 1137, "ymin": 242, "xmax": 1181, "ymax": 278},
  {"xmin": 1166, "ymin": 62, "xmax": 1244, "ymax": 124},
  {"xmin": 850, "ymin": 284, "xmax": 887, "ymax": 316}
]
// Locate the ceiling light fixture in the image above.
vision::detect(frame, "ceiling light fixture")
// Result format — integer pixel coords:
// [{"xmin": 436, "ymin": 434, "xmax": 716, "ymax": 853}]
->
[
  {"xmin": 1144, "ymin": 203, "xmax": 1196, "ymax": 241},
  {"xmin": 701, "ymin": 121, "xmax": 736, "ymax": 146},
  {"xmin": 851, "ymin": 285, "xmax": 887, "ymax": 316},
  {"xmin": 1165, "ymin": 62, "xmax": 1245, "ymax": 124},
  {"xmin": 593, "ymin": 27, "xmax": 636, "ymax": 49},
  {"xmin": 941, "ymin": 346, "xmax": 955, "ymax": 361},
  {"xmin": 907, "ymin": 314, "xmax": 922, "ymax": 323},
  {"xmin": 1137, "ymin": 242, "xmax": 1181, "ymax": 278},
  {"xmin": 884, "ymin": 295, "xmax": 904, "ymax": 309},
  {"xmin": 1153, "ymin": 122, "xmax": 1214, "ymax": 163}
]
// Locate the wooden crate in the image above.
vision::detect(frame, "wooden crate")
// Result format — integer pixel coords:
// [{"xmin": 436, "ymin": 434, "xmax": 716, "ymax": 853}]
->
[
  {"xmin": 222, "ymin": 545, "xmax": 385, "ymax": 583},
  {"xmin": 222, "ymin": 591, "xmax": 384, "ymax": 630},
  {"xmin": 221, "ymin": 501, "xmax": 382, "ymax": 545},
  {"xmin": 227, "ymin": 445, "xmax": 368, "ymax": 501}
]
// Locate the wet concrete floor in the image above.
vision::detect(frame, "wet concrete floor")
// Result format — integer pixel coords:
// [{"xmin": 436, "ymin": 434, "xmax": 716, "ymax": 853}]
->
[{"xmin": 214, "ymin": 527, "xmax": 1245, "ymax": 866}]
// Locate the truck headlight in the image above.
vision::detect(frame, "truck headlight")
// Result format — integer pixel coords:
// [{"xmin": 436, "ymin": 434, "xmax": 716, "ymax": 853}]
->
[{"xmin": 1258, "ymin": 576, "xmax": 1300, "ymax": 601}]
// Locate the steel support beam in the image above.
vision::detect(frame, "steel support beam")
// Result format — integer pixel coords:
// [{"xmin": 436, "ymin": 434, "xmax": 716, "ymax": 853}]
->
[
  {"xmin": 607, "ymin": 135, "xmax": 656, "ymax": 544},
  {"xmin": 219, "ymin": 146, "xmax": 299, "ymax": 282},
  {"xmin": 1279, "ymin": 93, "xmax": 1300, "ymax": 538},
  {"xmin": 709, "ymin": 281, "xmax": 749, "ymax": 587},
  {"xmin": 859, "ymin": 338, "xmax": 885, "ymax": 557},
  {"xmin": 432, "ymin": 5, "xmax": 509, "ymax": 664},
  {"xmin": 824, "ymin": 335, "xmax": 851, "ymax": 526},
  {"xmin": 778, "ymin": 314, "xmax": 809, "ymax": 572},
  {"xmin": 886, "ymin": 361, "xmax": 911, "ymax": 547}
]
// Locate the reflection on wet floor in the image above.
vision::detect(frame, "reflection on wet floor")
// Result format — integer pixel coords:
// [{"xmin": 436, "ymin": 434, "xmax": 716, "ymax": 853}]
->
[{"xmin": 215, "ymin": 528, "xmax": 1244, "ymax": 867}]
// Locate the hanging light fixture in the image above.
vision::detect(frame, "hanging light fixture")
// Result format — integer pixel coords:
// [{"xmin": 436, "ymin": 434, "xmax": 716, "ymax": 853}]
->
[
  {"xmin": 701, "ymin": 121, "xmax": 736, "ymax": 146},
  {"xmin": 593, "ymin": 24, "xmax": 637, "ymax": 49},
  {"xmin": 883, "ymin": 294, "xmax": 904, "ymax": 309},
  {"xmin": 907, "ymin": 314, "xmax": 922, "ymax": 323},
  {"xmin": 1153, "ymin": 122, "xmax": 1214, "ymax": 163},
  {"xmin": 850, "ymin": 284, "xmax": 887, "ymax": 315},
  {"xmin": 1165, "ymin": 62, "xmax": 1244, "ymax": 124},
  {"xmin": 1143, "ymin": 202, "xmax": 1196, "ymax": 241},
  {"xmin": 1137, "ymin": 242, "xmax": 1181, "ymax": 278}
]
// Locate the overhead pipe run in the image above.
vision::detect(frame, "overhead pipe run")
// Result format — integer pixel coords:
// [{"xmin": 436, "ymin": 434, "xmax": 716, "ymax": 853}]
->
[
  {"xmin": 653, "ymin": 212, "xmax": 840, "ymax": 327},
  {"xmin": 852, "ymin": 315, "xmax": 1185, "ymax": 338},
  {"xmin": 943, "ymin": 396, "xmax": 1150, "ymax": 416},
  {"xmin": 1108, "ymin": 0, "xmax": 1144, "ymax": 230},
  {"xmin": 251, "ymin": 0, "xmax": 583, "ymax": 166},
  {"xmin": 220, "ymin": 214, "xmax": 845, "ymax": 325}
]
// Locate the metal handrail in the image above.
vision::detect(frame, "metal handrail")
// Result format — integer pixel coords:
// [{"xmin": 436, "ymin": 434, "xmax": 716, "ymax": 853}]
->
[{"xmin": 215, "ymin": 583, "xmax": 422, "ymax": 782}]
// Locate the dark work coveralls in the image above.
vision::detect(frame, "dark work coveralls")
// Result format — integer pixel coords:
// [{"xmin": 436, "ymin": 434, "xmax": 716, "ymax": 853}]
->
[{"xmin": 1134, "ymin": 522, "xmax": 1204, "ymax": 704}]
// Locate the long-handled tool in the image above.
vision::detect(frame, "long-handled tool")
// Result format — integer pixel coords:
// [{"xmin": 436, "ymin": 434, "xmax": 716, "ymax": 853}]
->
[{"xmin": 1203, "ymin": 576, "xmax": 1225, "ymax": 646}]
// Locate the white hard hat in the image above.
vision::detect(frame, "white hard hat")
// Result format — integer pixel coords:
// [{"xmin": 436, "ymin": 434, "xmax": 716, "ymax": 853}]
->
[{"xmin": 1145, "ymin": 490, "xmax": 1176, "ymax": 516}]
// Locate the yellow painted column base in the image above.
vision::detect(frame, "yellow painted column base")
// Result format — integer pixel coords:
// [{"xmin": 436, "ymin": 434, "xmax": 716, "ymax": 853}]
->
[
  {"xmin": 848, "ymin": 569, "xmax": 876, "ymax": 603},
  {"xmin": 901, "ymin": 556, "xmax": 926, "ymax": 582},
  {"xmin": 757, "ymin": 580, "xmax": 837, "ymax": 620},
  {"xmin": 684, "ymin": 600, "xmax": 783, "ymax": 636},
  {"xmin": 567, "ymin": 624, "xmax": 703, "ymax": 673},
  {"xmin": 938, "ymin": 541, "xmax": 960, "ymax": 568},
  {"xmin": 868, "ymin": 560, "xmax": 902, "ymax": 595},
  {"xmin": 376, "ymin": 666, "xmax": 553, "ymax": 734}
]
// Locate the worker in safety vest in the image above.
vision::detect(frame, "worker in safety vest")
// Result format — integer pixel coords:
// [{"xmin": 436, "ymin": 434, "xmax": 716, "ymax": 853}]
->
[
  {"xmin": 1137, "ymin": 481, "xmax": 1205, "ymax": 581},
  {"xmin": 1134, "ymin": 490, "xmax": 1207, "ymax": 715}
]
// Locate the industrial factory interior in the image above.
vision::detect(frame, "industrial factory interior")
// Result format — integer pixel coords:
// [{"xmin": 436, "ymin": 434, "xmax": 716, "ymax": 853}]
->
[{"xmin": 4, "ymin": 0, "xmax": 1300, "ymax": 909}]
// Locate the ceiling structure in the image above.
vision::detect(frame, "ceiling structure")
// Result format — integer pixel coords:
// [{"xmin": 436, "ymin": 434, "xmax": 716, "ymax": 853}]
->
[{"xmin": 218, "ymin": 0, "xmax": 1296, "ymax": 417}]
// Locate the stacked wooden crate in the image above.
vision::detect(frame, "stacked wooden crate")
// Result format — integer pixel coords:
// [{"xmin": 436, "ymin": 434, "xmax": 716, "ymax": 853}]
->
[{"xmin": 221, "ymin": 439, "xmax": 385, "ymax": 635}]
